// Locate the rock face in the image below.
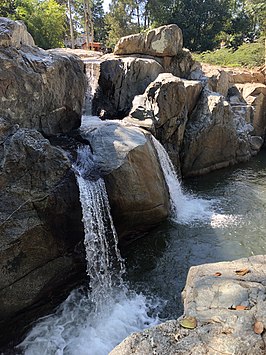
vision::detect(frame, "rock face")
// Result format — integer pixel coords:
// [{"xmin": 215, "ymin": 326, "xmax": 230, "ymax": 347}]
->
[
  {"xmin": 181, "ymin": 88, "xmax": 255, "ymax": 177},
  {"xmin": 124, "ymin": 73, "xmax": 202, "ymax": 169},
  {"xmin": 114, "ymin": 24, "xmax": 183, "ymax": 57},
  {"xmin": 79, "ymin": 119, "xmax": 170, "ymax": 243},
  {"xmin": 111, "ymin": 255, "xmax": 266, "ymax": 355},
  {"xmin": 0, "ymin": 36, "xmax": 86, "ymax": 136},
  {"xmin": 93, "ymin": 25, "xmax": 196, "ymax": 120},
  {"xmin": 92, "ymin": 56, "xmax": 164, "ymax": 119},
  {"xmin": 0, "ymin": 17, "xmax": 35, "ymax": 48},
  {"xmin": 237, "ymin": 83, "xmax": 266, "ymax": 138},
  {"xmin": 0, "ymin": 118, "xmax": 85, "ymax": 345},
  {"xmin": 0, "ymin": 18, "xmax": 87, "ymax": 346}
]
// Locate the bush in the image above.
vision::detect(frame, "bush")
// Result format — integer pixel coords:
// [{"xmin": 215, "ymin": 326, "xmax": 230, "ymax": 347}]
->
[{"xmin": 193, "ymin": 39, "xmax": 265, "ymax": 68}]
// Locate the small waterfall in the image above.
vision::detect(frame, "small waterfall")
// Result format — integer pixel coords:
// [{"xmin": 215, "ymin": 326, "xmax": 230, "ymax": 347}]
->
[
  {"xmin": 152, "ymin": 136, "xmax": 214, "ymax": 224},
  {"xmin": 75, "ymin": 145, "xmax": 125, "ymax": 313},
  {"xmin": 18, "ymin": 61, "xmax": 160, "ymax": 355}
]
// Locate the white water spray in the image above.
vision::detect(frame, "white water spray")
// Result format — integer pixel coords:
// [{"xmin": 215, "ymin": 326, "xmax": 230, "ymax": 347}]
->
[
  {"xmin": 18, "ymin": 61, "xmax": 161, "ymax": 355},
  {"xmin": 152, "ymin": 136, "xmax": 214, "ymax": 224}
]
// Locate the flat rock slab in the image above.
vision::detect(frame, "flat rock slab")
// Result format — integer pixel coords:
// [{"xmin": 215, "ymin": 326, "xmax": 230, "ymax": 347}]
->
[{"xmin": 111, "ymin": 255, "xmax": 266, "ymax": 354}]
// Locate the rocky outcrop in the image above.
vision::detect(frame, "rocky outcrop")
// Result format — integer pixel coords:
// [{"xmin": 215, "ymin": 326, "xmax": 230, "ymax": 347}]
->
[
  {"xmin": 92, "ymin": 56, "xmax": 164, "ymax": 119},
  {"xmin": 123, "ymin": 73, "xmax": 202, "ymax": 169},
  {"xmin": 181, "ymin": 88, "xmax": 257, "ymax": 177},
  {"xmin": 0, "ymin": 17, "xmax": 35, "ymax": 48},
  {"xmin": 236, "ymin": 83, "xmax": 266, "ymax": 138},
  {"xmin": 114, "ymin": 24, "xmax": 183, "ymax": 57},
  {"xmin": 92, "ymin": 25, "xmax": 196, "ymax": 119},
  {"xmin": 79, "ymin": 119, "xmax": 170, "ymax": 243},
  {"xmin": 111, "ymin": 255, "xmax": 266, "ymax": 355},
  {"xmin": 0, "ymin": 30, "xmax": 86, "ymax": 136},
  {"xmin": 0, "ymin": 117, "xmax": 85, "ymax": 345},
  {"xmin": 0, "ymin": 18, "xmax": 88, "ymax": 346}
]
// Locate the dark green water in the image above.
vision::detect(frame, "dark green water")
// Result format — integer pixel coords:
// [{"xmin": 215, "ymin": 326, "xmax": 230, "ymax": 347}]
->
[{"xmin": 124, "ymin": 151, "xmax": 266, "ymax": 319}]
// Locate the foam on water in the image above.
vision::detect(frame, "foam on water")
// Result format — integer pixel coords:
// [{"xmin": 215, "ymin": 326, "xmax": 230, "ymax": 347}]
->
[
  {"xmin": 18, "ymin": 288, "xmax": 160, "ymax": 355},
  {"xmin": 18, "ymin": 144, "xmax": 161, "ymax": 355}
]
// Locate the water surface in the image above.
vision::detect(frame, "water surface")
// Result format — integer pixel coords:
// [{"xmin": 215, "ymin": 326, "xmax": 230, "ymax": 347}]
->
[{"xmin": 124, "ymin": 151, "xmax": 266, "ymax": 319}]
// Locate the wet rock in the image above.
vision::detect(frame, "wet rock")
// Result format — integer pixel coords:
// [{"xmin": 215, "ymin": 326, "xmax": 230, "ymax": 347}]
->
[
  {"xmin": 110, "ymin": 255, "xmax": 266, "ymax": 355},
  {"xmin": 124, "ymin": 73, "xmax": 202, "ymax": 170},
  {"xmin": 0, "ymin": 118, "xmax": 85, "ymax": 345},
  {"xmin": 79, "ymin": 119, "xmax": 170, "ymax": 243},
  {"xmin": 114, "ymin": 24, "xmax": 183, "ymax": 57}
]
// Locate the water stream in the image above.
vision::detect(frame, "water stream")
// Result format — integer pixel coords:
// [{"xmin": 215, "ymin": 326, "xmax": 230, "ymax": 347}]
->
[{"xmin": 17, "ymin": 62, "xmax": 266, "ymax": 354}]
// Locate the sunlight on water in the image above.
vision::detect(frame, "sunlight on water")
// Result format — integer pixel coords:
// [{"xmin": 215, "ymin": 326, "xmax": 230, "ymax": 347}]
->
[{"xmin": 210, "ymin": 213, "xmax": 243, "ymax": 228}]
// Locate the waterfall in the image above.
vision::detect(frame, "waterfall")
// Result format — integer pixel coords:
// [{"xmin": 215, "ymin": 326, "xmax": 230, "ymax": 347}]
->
[
  {"xmin": 18, "ymin": 62, "xmax": 160, "ymax": 355},
  {"xmin": 151, "ymin": 136, "xmax": 214, "ymax": 224},
  {"xmin": 75, "ymin": 145, "xmax": 125, "ymax": 313}
]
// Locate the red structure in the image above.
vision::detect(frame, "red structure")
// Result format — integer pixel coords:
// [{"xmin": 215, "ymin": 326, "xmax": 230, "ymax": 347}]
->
[{"xmin": 81, "ymin": 42, "xmax": 102, "ymax": 51}]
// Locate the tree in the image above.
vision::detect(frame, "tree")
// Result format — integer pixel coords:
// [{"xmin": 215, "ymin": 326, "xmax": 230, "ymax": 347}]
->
[
  {"xmin": 0, "ymin": 0, "xmax": 17, "ymax": 17},
  {"xmin": 148, "ymin": 0, "xmax": 231, "ymax": 52},
  {"xmin": 105, "ymin": 0, "xmax": 142, "ymax": 48}
]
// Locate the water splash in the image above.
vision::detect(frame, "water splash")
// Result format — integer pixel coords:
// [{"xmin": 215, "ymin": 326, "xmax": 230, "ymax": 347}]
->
[
  {"xmin": 18, "ymin": 145, "xmax": 161, "ymax": 355},
  {"xmin": 151, "ymin": 136, "xmax": 214, "ymax": 224}
]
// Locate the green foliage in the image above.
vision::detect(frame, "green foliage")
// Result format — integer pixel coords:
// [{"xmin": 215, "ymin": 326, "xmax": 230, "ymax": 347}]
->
[
  {"xmin": 105, "ymin": 0, "xmax": 140, "ymax": 48},
  {"xmin": 193, "ymin": 39, "xmax": 265, "ymax": 68},
  {"xmin": 0, "ymin": 0, "xmax": 17, "ymax": 17},
  {"xmin": 0, "ymin": 0, "xmax": 67, "ymax": 49}
]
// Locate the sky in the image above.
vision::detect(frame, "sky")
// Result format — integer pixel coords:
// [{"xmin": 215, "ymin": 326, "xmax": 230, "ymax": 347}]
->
[{"xmin": 103, "ymin": 0, "xmax": 111, "ymax": 12}]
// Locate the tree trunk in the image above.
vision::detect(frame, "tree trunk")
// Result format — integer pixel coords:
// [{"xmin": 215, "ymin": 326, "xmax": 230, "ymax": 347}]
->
[
  {"xmin": 83, "ymin": 0, "xmax": 94, "ymax": 50},
  {"xmin": 68, "ymin": 0, "xmax": 75, "ymax": 49}
]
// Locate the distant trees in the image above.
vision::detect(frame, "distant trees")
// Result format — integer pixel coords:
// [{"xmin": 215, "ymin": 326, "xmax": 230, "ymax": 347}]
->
[{"xmin": 0, "ymin": 0, "xmax": 265, "ymax": 53}]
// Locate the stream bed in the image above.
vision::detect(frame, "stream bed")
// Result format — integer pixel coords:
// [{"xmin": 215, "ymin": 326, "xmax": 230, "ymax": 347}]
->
[{"xmin": 124, "ymin": 150, "xmax": 266, "ymax": 320}]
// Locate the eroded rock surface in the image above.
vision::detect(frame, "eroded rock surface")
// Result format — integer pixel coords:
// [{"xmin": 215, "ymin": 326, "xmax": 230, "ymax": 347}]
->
[
  {"xmin": 92, "ymin": 56, "xmax": 163, "ymax": 119},
  {"xmin": 111, "ymin": 255, "xmax": 266, "ymax": 355},
  {"xmin": 181, "ymin": 88, "xmax": 256, "ymax": 177},
  {"xmin": 79, "ymin": 119, "xmax": 170, "ymax": 242},
  {"xmin": 0, "ymin": 118, "xmax": 85, "ymax": 345},
  {"xmin": 0, "ymin": 17, "xmax": 35, "ymax": 48},
  {"xmin": 0, "ymin": 37, "xmax": 86, "ymax": 136},
  {"xmin": 114, "ymin": 24, "xmax": 183, "ymax": 57}
]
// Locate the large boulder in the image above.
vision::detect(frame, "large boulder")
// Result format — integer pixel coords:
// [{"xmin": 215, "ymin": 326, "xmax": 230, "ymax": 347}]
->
[
  {"xmin": 124, "ymin": 73, "xmax": 202, "ymax": 169},
  {"xmin": 79, "ymin": 118, "xmax": 170, "ymax": 243},
  {"xmin": 0, "ymin": 17, "xmax": 35, "ymax": 48},
  {"xmin": 114, "ymin": 24, "xmax": 183, "ymax": 57},
  {"xmin": 110, "ymin": 255, "xmax": 266, "ymax": 355},
  {"xmin": 181, "ymin": 88, "xmax": 256, "ymax": 177},
  {"xmin": 0, "ymin": 18, "xmax": 86, "ymax": 136},
  {"xmin": 0, "ymin": 118, "xmax": 85, "ymax": 345},
  {"xmin": 92, "ymin": 56, "xmax": 163, "ymax": 119}
]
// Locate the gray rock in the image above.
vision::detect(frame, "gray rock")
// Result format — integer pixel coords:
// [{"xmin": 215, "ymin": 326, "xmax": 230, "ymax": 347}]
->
[
  {"xmin": 0, "ymin": 18, "xmax": 86, "ymax": 136},
  {"xmin": 124, "ymin": 73, "xmax": 202, "ymax": 170},
  {"xmin": 114, "ymin": 24, "xmax": 183, "ymax": 57},
  {"xmin": 80, "ymin": 119, "xmax": 170, "ymax": 242},
  {"xmin": 111, "ymin": 255, "xmax": 266, "ymax": 355},
  {"xmin": 92, "ymin": 56, "xmax": 164, "ymax": 119},
  {"xmin": 181, "ymin": 88, "xmax": 253, "ymax": 177},
  {"xmin": 0, "ymin": 17, "xmax": 35, "ymax": 48},
  {"xmin": 0, "ymin": 118, "xmax": 85, "ymax": 345}
]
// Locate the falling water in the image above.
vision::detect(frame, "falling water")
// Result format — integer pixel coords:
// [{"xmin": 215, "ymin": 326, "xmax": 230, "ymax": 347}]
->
[
  {"xmin": 151, "ymin": 136, "xmax": 214, "ymax": 224},
  {"xmin": 18, "ymin": 62, "xmax": 160, "ymax": 355}
]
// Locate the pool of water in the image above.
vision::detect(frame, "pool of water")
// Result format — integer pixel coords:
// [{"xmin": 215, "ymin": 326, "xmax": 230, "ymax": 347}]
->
[{"xmin": 124, "ymin": 150, "xmax": 266, "ymax": 319}]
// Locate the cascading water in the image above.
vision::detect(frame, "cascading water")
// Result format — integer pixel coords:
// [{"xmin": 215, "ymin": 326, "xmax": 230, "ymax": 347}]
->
[
  {"xmin": 18, "ymin": 62, "xmax": 160, "ymax": 355},
  {"xmin": 151, "ymin": 136, "xmax": 214, "ymax": 224}
]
